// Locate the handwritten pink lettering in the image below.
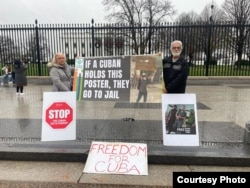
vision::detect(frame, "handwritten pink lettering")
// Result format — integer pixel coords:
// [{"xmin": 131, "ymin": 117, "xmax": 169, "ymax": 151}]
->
[{"xmin": 89, "ymin": 143, "xmax": 147, "ymax": 157}]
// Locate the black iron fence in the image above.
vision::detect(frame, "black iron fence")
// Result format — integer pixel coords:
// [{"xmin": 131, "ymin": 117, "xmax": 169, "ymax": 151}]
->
[{"xmin": 0, "ymin": 20, "xmax": 250, "ymax": 76}]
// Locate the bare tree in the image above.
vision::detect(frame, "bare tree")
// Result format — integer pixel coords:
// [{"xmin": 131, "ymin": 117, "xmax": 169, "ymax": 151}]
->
[
  {"xmin": 222, "ymin": 0, "xmax": 250, "ymax": 69},
  {"xmin": 176, "ymin": 12, "xmax": 200, "ymax": 23},
  {"xmin": 174, "ymin": 12, "xmax": 201, "ymax": 61},
  {"xmin": 198, "ymin": 3, "xmax": 227, "ymax": 66},
  {"xmin": 26, "ymin": 32, "xmax": 50, "ymax": 64},
  {"xmin": 102, "ymin": 0, "xmax": 176, "ymax": 54},
  {"xmin": 200, "ymin": 2, "xmax": 224, "ymax": 22},
  {"xmin": 0, "ymin": 36, "xmax": 17, "ymax": 64}
]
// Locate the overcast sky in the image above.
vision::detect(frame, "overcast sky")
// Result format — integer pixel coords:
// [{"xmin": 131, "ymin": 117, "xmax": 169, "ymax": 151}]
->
[{"xmin": 0, "ymin": 0, "xmax": 225, "ymax": 24}]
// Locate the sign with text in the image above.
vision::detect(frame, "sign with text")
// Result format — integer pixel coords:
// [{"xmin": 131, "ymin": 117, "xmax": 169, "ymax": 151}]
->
[
  {"xmin": 83, "ymin": 141, "xmax": 148, "ymax": 176},
  {"xmin": 41, "ymin": 92, "xmax": 76, "ymax": 141},
  {"xmin": 74, "ymin": 55, "xmax": 162, "ymax": 102},
  {"xmin": 162, "ymin": 94, "xmax": 199, "ymax": 146}
]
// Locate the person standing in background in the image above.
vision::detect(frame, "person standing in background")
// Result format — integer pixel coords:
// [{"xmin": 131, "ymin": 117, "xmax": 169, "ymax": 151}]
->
[
  {"xmin": 14, "ymin": 59, "xmax": 27, "ymax": 95},
  {"xmin": 47, "ymin": 53, "xmax": 75, "ymax": 92},
  {"xmin": 1, "ymin": 65, "xmax": 13, "ymax": 85},
  {"xmin": 162, "ymin": 40, "xmax": 189, "ymax": 93}
]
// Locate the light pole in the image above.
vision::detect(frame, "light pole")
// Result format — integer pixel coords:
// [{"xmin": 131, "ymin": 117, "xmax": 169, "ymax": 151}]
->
[
  {"xmin": 91, "ymin": 19, "xmax": 95, "ymax": 57},
  {"xmin": 210, "ymin": 4, "xmax": 214, "ymax": 22}
]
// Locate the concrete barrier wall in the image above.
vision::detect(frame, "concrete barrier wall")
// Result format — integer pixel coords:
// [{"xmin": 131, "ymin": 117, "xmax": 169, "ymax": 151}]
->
[
  {"xmin": 27, "ymin": 76, "xmax": 250, "ymax": 85},
  {"xmin": 187, "ymin": 76, "xmax": 250, "ymax": 85},
  {"xmin": 27, "ymin": 76, "xmax": 52, "ymax": 85}
]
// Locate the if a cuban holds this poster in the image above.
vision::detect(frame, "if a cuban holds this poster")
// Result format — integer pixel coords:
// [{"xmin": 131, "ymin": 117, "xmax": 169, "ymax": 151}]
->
[{"xmin": 82, "ymin": 56, "xmax": 131, "ymax": 101}]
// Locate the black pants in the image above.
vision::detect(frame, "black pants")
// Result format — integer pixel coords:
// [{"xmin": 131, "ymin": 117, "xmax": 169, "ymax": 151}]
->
[
  {"xmin": 16, "ymin": 86, "xmax": 24, "ymax": 93},
  {"xmin": 136, "ymin": 91, "xmax": 147, "ymax": 103}
]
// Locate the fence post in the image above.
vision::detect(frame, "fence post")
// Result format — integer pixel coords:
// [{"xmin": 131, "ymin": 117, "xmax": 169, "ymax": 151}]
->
[
  {"xmin": 205, "ymin": 22, "xmax": 212, "ymax": 76},
  {"xmin": 148, "ymin": 24, "xmax": 152, "ymax": 54},
  {"xmin": 91, "ymin": 19, "xmax": 95, "ymax": 57},
  {"xmin": 205, "ymin": 5, "xmax": 214, "ymax": 76},
  {"xmin": 35, "ymin": 19, "xmax": 41, "ymax": 76}
]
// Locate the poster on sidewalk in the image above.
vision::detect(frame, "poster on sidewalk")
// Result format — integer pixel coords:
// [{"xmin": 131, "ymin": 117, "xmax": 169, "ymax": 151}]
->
[
  {"xmin": 73, "ymin": 55, "xmax": 162, "ymax": 103},
  {"xmin": 41, "ymin": 92, "xmax": 76, "ymax": 141},
  {"xmin": 162, "ymin": 94, "xmax": 199, "ymax": 146},
  {"xmin": 83, "ymin": 141, "xmax": 148, "ymax": 176}
]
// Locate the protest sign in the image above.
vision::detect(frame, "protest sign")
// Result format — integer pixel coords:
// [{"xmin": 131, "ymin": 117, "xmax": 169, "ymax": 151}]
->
[
  {"xmin": 162, "ymin": 94, "xmax": 199, "ymax": 146},
  {"xmin": 83, "ymin": 141, "xmax": 148, "ymax": 175},
  {"xmin": 73, "ymin": 57, "xmax": 84, "ymax": 100},
  {"xmin": 74, "ymin": 55, "xmax": 162, "ymax": 102},
  {"xmin": 41, "ymin": 92, "xmax": 76, "ymax": 141}
]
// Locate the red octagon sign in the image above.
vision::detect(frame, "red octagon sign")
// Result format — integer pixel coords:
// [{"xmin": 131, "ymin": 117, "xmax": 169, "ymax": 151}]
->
[{"xmin": 45, "ymin": 102, "xmax": 73, "ymax": 129}]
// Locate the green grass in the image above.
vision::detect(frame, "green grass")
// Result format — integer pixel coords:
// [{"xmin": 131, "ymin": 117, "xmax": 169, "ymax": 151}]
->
[{"xmin": 189, "ymin": 65, "xmax": 250, "ymax": 76}]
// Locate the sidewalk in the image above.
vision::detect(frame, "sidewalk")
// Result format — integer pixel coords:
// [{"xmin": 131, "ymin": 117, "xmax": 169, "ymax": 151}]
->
[{"xmin": 0, "ymin": 81, "xmax": 250, "ymax": 187}]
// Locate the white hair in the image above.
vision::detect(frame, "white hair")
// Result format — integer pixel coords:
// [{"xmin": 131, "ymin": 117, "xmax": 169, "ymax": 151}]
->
[{"xmin": 170, "ymin": 40, "xmax": 183, "ymax": 50}]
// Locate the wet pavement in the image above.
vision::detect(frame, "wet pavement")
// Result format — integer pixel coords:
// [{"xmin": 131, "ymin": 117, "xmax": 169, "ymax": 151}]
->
[
  {"xmin": 0, "ymin": 79, "xmax": 250, "ymax": 187},
  {"xmin": 0, "ymin": 82, "xmax": 250, "ymax": 163}
]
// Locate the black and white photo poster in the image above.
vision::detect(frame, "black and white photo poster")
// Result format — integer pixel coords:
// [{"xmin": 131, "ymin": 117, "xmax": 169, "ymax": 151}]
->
[{"xmin": 75, "ymin": 55, "xmax": 162, "ymax": 102}]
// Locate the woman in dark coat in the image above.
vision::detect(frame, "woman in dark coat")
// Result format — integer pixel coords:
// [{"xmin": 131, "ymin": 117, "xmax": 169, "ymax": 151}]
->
[{"xmin": 14, "ymin": 59, "xmax": 27, "ymax": 95}]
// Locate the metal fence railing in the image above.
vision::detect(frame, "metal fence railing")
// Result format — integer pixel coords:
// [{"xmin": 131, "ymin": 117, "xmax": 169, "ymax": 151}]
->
[{"xmin": 0, "ymin": 20, "xmax": 250, "ymax": 76}]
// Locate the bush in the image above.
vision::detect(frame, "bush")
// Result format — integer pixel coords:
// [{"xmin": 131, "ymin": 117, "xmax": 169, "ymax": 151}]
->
[
  {"xmin": 204, "ymin": 59, "xmax": 217, "ymax": 65},
  {"xmin": 236, "ymin": 60, "xmax": 250, "ymax": 66}
]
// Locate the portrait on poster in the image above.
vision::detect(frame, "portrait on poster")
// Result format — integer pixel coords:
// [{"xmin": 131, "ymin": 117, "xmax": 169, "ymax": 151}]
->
[
  {"xmin": 165, "ymin": 104, "xmax": 196, "ymax": 135},
  {"xmin": 162, "ymin": 94, "xmax": 199, "ymax": 146}
]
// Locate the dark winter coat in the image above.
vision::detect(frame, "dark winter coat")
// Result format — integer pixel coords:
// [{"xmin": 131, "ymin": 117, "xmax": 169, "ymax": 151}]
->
[
  {"xmin": 14, "ymin": 63, "xmax": 27, "ymax": 86},
  {"xmin": 162, "ymin": 55, "xmax": 189, "ymax": 93}
]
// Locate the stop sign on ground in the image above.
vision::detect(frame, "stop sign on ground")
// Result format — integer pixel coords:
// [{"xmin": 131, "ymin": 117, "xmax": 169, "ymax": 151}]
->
[{"xmin": 45, "ymin": 102, "xmax": 73, "ymax": 129}]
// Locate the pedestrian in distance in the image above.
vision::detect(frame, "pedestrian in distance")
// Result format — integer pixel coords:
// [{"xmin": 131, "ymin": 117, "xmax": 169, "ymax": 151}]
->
[
  {"xmin": 162, "ymin": 40, "xmax": 189, "ymax": 93},
  {"xmin": 47, "ymin": 52, "xmax": 75, "ymax": 92},
  {"xmin": 11, "ymin": 71, "xmax": 15, "ymax": 84},
  {"xmin": 1, "ymin": 64, "xmax": 13, "ymax": 86},
  {"xmin": 14, "ymin": 59, "xmax": 27, "ymax": 95}
]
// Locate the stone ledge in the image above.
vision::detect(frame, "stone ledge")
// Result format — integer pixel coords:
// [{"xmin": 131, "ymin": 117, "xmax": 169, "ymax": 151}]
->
[
  {"xmin": 1, "ymin": 142, "xmax": 250, "ymax": 166},
  {"xmin": 187, "ymin": 76, "xmax": 250, "ymax": 85},
  {"xmin": 27, "ymin": 76, "xmax": 52, "ymax": 85}
]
